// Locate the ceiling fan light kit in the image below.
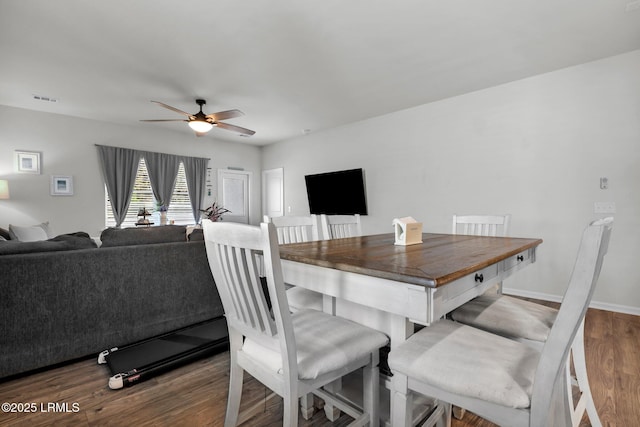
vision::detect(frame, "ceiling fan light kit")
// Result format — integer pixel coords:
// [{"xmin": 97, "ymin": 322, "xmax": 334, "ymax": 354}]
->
[
  {"xmin": 188, "ymin": 120, "xmax": 213, "ymax": 133},
  {"xmin": 141, "ymin": 99, "xmax": 255, "ymax": 137}
]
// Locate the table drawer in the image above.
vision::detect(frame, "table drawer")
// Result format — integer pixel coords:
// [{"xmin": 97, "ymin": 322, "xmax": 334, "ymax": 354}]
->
[
  {"xmin": 503, "ymin": 249, "xmax": 532, "ymax": 272},
  {"xmin": 442, "ymin": 263, "xmax": 499, "ymax": 298},
  {"xmin": 429, "ymin": 263, "xmax": 499, "ymax": 323}
]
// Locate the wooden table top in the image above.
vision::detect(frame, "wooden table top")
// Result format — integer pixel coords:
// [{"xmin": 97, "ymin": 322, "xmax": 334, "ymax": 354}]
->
[{"xmin": 279, "ymin": 233, "xmax": 543, "ymax": 288}]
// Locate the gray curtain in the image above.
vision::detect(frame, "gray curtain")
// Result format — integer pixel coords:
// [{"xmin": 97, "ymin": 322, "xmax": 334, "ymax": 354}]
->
[
  {"xmin": 143, "ymin": 151, "xmax": 180, "ymax": 208},
  {"xmin": 181, "ymin": 156, "xmax": 208, "ymax": 223},
  {"xmin": 97, "ymin": 145, "xmax": 141, "ymax": 228}
]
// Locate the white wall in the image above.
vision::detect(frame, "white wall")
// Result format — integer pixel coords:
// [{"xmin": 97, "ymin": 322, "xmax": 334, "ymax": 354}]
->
[
  {"xmin": 262, "ymin": 50, "xmax": 640, "ymax": 313},
  {"xmin": 2, "ymin": 51, "xmax": 638, "ymax": 312},
  {"xmin": 0, "ymin": 106, "xmax": 263, "ymax": 237}
]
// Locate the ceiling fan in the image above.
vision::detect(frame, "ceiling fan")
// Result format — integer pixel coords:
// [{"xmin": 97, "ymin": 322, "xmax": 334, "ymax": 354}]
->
[{"xmin": 141, "ymin": 99, "xmax": 255, "ymax": 137}]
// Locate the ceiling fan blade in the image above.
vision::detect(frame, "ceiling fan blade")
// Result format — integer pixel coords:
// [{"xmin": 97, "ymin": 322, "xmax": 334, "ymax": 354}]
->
[
  {"xmin": 215, "ymin": 122, "xmax": 256, "ymax": 136},
  {"xmin": 150, "ymin": 101, "xmax": 194, "ymax": 118},
  {"xmin": 140, "ymin": 119, "xmax": 188, "ymax": 122},
  {"xmin": 205, "ymin": 109, "xmax": 244, "ymax": 121}
]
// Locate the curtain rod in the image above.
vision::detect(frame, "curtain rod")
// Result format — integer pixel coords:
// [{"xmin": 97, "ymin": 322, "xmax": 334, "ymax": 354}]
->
[{"xmin": 94, "ymin": 144, "xmax": 210, "ymax": 161}]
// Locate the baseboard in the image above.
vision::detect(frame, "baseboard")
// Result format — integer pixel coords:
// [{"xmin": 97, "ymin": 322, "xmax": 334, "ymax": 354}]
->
[{"xmin": 502, "ymin": 287, "xmax": 640, "ymax": 316}]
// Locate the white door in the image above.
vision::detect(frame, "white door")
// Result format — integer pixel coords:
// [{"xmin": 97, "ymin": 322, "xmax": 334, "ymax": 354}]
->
[
  {"xmin": 262, "ymin": 167, "xmax": 284, "ymax": 218},
  {"xmin": 218, "ymin": 169, "xmax": 251, "ymax": 223}
]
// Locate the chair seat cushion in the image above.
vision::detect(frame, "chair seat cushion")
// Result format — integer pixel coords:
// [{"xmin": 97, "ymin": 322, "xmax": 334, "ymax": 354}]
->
[
  {"xmin": 243, "ymin": 309, "xmax": 388, "ymax": 380},
  {"xmin": 388, "ymin": 320, "xmax": 540, "ymax": 409},
  {"xmin": 286, "ymin": 287, "xmax": 323, "ymax": 312},
  {"xmin": 450, "ymin": 294, "xmax": 557, "ymax": 342}
]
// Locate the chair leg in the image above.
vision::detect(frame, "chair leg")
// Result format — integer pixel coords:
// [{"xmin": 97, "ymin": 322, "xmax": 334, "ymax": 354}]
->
[
  {"xmin": 321, "ymin": 294, "xmax": 341, "ymax": 422},
  {"xmin": 363, "ymin": 352, "xmax": 380, "ymax": 426},
  {"xmin": 451, "ymin": 406, "xmax": 465, "ymax": 420},
  {"xmin": 549, "ymin": 370, "xmax": 574, "ymax": 427},
  {"xmin": 284, "ymin": 393, "xmax": 299, "ymax": 427},
  {"xmin": 391, "ymin": 373, "xmax": 413, "ymax": 427},
  {"xmin": 440, "ymin": 402, "xmax": 452, "ymax": 427},
  {"xmin": 299, "ymin": 393, "xmax": 314, "ymax": 420},
  {"xmin": 571, "ymin": 321, "xmax": 602, "ymax": 427},
  {"xmin": 564, "ymin": 359, "xmax": 580, "ymax": 426},
  {"xmin": 323, "ymin": 380, "xmax": 342, "ymax": 421},
  {"xmin": 225, "ymin": 339, "xmax": 244, "ymax": 427}
]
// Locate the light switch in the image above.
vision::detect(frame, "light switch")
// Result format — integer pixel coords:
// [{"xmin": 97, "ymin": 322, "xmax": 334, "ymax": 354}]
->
[{"xmin": 599, "ymin": 177, "xmax": 608, "ymax": 190}]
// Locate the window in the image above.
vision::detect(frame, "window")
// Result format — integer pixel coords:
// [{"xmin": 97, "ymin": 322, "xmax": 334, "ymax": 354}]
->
[{"xmin": 106, "ymin": 159, "xmax": 196, "ymax": 227}]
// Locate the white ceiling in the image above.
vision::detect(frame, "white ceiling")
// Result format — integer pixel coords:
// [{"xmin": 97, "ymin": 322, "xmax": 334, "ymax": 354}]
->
[{"xmin": 1, "ymin": 0, "xmax": 639, "ymax": 146}]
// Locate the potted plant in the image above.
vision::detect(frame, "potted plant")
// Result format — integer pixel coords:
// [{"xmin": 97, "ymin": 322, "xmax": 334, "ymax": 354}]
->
[{"xmin": 200, "ymin": 202, "xmax": 230, "ymax": 222}]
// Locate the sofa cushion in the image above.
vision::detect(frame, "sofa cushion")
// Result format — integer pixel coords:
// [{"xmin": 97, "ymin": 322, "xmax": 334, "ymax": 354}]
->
[
  {"xmin": 188, "ymin": 228, "xmax": 204, "ymax": 241},
  {"xmin": 100, "ymin": 225, "xmax": 187, "ymax": 248},
  {"xmin": 8, "ymin": 222, "xmax": 52, "ymax": 242},
  {"xmin": 0, "ymin": 227, "xmax": 11, "ymax": 240},
  {"xmin": 0, "ymin": 232, "xmax": 98, "ymax": 255}
]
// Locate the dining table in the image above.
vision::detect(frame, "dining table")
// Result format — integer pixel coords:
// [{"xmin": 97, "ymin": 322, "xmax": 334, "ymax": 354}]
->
[
  {"xmin": 280, "ymin": 232, "xmax": 542, "ymax": 347},
  {"xmin": 279, "ymin": 232, "xmax": 543, "ymax": 425}
]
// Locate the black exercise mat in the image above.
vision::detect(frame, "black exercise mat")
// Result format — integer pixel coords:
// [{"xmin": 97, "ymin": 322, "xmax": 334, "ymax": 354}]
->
[{"xmin": 102, "ymin": 317, "xmax": 228, "ymax": 388}]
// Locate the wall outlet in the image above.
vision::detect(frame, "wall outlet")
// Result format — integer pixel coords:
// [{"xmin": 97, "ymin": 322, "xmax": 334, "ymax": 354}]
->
[{"xmin": 594, "ymin": 202, "xmax": 616, "ymax": 214}]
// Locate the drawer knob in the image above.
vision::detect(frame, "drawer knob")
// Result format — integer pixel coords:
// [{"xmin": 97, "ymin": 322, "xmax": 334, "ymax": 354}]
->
[
  {"xmin": 475, "ymin": 273, "xmax": 484, "ymax": 283},
  {"xmin": 517, "ymin": 255, "xmax": 524, "ymax": 262}
]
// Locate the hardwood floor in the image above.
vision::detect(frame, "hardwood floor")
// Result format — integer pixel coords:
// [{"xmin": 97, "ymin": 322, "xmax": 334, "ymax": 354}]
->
[{"xmin": 0, "ymin": 307, "xmax": 638, "ymax": 426}]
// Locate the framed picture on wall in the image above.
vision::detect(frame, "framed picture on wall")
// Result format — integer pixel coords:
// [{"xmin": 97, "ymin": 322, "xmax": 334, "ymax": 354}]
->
[
  {"xmin": 50, "ymin": 175, "xmax": 74, "ymax": 196},
  {"xmin": 14, "ymin": 150, "xmax": 41, "ymax": 174}
]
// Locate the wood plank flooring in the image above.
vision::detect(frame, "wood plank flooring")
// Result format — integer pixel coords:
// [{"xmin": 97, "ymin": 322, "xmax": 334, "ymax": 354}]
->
[{"xmin": 0, "ymin": 307, "xmax": 638, "ymax": 426}]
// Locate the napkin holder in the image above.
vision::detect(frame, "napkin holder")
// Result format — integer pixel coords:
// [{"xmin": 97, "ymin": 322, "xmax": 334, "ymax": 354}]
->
[{"xmin": 393, "ymin": 217, "xmax": 423, "ymax": 246}]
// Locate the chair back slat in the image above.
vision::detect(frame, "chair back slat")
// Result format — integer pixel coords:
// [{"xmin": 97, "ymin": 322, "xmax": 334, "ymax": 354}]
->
[
  {"xmin": 332, "ymin": 224, "xmax": 349, "ymax": 238},
  {"xmin": 265, "ymin": 215, "xmax": 319, "ymax": 244},
  {"xmin": 236, "ymin": 246, "xmax": 271, "ymax": 332},
  {"xmin": 279, "ymin": 227, "xmax": 309, "ymax": 244},
  {"xmin": 204, "ymin": 222, "xmax": 280, "ymax": 341},
  {"xmin": 217, "ymin": 244, "xmax": 250, "ymax": 325},
  {"xmin": 462, "ymin": 223, "xmax": 496, "ymax": 236},
  {"xmin": 320, "ymin": 214, "xmax": 362, "ymax": 239},
  {"xmin": 452, "ymin": 214, "xmax": 511, "ymax": 237},
  {"xmin": 530, "ymin": 217, "xmax": 613, "ymax": 424}
]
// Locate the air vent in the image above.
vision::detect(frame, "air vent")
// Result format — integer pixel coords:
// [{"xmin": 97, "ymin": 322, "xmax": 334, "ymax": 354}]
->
[{"xmin": 33, "ymin": 94, "xmax": 59, "ymax": 103}]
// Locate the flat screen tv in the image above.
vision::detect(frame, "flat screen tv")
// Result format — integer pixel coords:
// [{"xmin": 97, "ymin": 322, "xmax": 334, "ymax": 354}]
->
[{"xmin": 305, "ymin": 168, "xmax": 368, "ymax": 215}]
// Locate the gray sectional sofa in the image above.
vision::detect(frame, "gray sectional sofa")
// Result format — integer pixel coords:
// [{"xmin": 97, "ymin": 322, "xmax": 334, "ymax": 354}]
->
[{"xmin": 0, "ymin": 225, "xmax": 225, "ymax": 379}]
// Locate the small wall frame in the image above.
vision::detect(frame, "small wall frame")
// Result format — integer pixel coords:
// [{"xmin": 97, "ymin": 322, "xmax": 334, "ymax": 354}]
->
[
  {"xmin": 15, "ymin": 150, "xmax": 41, "ymax": 174},
  {"xmin": 50, "ymin": 175, "xmax": 74, "ymax": 196}
]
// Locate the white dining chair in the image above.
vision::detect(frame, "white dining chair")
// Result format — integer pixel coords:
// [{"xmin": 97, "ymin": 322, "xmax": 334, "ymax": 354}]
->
[
  {"xmin": 285, "ymin": 214, "xmax": 365, "ymax": 313},
  {"xmin": 264, "ymin": 215, "xmax": 324, "ymax": 314},
  {"xmin": 268, "ymin": 214, "xmax": 360, "ymax": 420},
  {"xmin": 266, "ymin": 215, "xmax": 320, "ymax": 244},
  {"xmin": 203, "ymin": 220, "xmax": 389, "ymax": 427},
  {"xmin": 452, "ymin": 214, "xmax": 511, "ymax": 299},
  {"xmin": 449, "ymin": 214, "xmax": 513, "ymax": 419},
  {"xmin": 320, "ymin": 214, "xmax": 362, "ymax": 239},
  {"xmin": 448, "ymin": 219, "xmax": 614, "ymax": 427},
  {"xmin": 452, "ymin": 214, "xmax": 511, "ymax": 237},
  {"xmin": 389, "ymin": 217, "xmax": 613, "ymax": 427}
]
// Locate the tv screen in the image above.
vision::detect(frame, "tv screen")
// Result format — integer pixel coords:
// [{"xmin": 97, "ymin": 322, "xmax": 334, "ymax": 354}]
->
[{"xmin": 305, "ymin": 168, "xmax": 368, "ymax": 215}]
